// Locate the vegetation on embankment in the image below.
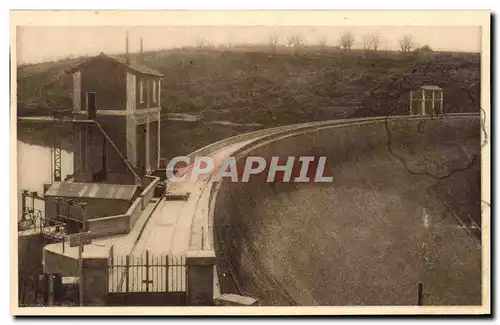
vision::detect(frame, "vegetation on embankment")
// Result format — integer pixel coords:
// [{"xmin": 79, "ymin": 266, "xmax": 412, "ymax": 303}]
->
[
  {"xmin": 17, "ymin": 121, "xmax": 75, "ymax": 152},
  {"xmin": 17, "ymin": 47, "xmax": 480, "ymax": 126},
  {"xmin": 16, "ymin": 46, "xmax": 481, "ymax": 158}
]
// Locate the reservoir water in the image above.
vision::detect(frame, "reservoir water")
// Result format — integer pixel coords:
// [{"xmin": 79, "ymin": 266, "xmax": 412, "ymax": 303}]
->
[{"xmin": 16, "ymin": 140, "xmax": 73, "ymax": 218}]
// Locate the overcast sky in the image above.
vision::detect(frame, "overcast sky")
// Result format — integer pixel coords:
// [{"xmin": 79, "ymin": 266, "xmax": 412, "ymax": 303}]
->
[{"xmin": 16, "ymin": 25, "xmax": 481, "ymax": 64}]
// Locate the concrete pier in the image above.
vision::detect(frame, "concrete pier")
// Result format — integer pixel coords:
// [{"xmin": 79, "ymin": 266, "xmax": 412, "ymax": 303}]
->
[{"xmin": 186, "ymin": 250, "xmax": 216, "ymax": 306}]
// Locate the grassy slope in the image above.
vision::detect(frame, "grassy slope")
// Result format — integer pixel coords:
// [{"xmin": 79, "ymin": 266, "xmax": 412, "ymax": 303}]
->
[
  {"xmin": 16, "ymin": 47, "xmax": 481, "ymax": 159},
  {"xmin": 17, "ymin": 47, "xmax": 480, "ymax": 126}
]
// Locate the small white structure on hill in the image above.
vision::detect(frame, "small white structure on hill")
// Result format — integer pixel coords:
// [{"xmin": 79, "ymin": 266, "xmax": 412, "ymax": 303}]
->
[{"xmin": 409, "ymin": 85, "xmax": 444, "ymax": 116}]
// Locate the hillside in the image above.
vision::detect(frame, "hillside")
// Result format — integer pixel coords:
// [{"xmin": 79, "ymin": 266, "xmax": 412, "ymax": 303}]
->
[{"xmin": 17, "ymin": 47, "xmax": 481, "ymax": 126}]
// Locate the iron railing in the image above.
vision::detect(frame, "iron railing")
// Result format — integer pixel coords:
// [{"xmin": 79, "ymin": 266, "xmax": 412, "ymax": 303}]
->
[{"xmin": 108, "ymin": 250, "xmax": 186, "ymax": 293}]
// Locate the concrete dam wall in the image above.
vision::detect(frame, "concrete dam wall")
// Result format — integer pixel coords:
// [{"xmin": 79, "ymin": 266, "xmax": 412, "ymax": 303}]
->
[{"xmin": 213, "ymin": 116, "xmax": 481, "ymax": 306}]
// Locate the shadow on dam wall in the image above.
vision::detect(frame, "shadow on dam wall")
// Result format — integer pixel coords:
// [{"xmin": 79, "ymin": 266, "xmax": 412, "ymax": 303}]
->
[{"xmin": 213, "ymin": 116, "xmax": 482, "ymax": 306}]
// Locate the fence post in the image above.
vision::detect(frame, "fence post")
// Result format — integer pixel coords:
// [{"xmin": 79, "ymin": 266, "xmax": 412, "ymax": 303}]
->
[
  {"xmin": 53, "ymin": 273, "xmax": 63, "ymax": 304},
  {"xmin": 186, "ymin": 250, "xmax": 216, "ymax": 306},
  {"xmin": 42, "ymin": 273, "xmax": 49, "ymax": 306},
  {"xmin": 31, "ymin": 192, "xmax": 35, "ymax": 216},
  {"xmin": 165, "ymin": 255, "xmax": 169, "ymax": 293},
  {"xmin": 145, "ymin": 250, "xmax": 149, "ymax": 293},
  {"xmin": 33, "ymin": 274, "xmax": 39, "ymax": 305},
  {"xmin": 125, "ymin": 255, "xmax": 130, "ymax": 293}
]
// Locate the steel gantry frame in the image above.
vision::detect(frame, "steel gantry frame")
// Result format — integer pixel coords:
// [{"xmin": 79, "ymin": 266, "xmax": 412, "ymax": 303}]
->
[{"xmin": 52, "ymin": 109, "xmax": 73, "ymax": 182}]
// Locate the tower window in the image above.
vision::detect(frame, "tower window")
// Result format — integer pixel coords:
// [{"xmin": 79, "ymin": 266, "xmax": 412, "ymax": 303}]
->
[
  {"xmin": 152, "ymin": 80, "xmax": 156, "ymax": 103},
  {"xmin": 139, "ymin": 80, "xmax": 144, "ymax": 103}
]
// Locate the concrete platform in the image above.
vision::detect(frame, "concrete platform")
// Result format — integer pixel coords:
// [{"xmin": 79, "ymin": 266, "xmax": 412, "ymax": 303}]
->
[
  {"xmin": 44, "ymin": 196, "xmax": 161, "ymax": 259},
  {"xmin": 131, "ymin": 140, "xmax": 255, "ymax": 256}
]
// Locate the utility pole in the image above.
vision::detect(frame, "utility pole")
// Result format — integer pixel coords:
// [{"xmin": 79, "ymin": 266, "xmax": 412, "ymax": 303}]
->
[
  {"xmin": 53, "ymin": 110, "xmax": 63, "ymax": 182},
  {"xmin": 21, "ymin": 190, "xmax": 28, "ymax": 221},
  {"xmin": 77, "ymin": 202, "xmax": 87, "ymax": 307},
  {"xmin": 417, "ymin": 282, "xmax": 424, "ymax": 305},
  {"xmin": 52, "ymin": 109, "xmax": 72, "ymax": 182}
]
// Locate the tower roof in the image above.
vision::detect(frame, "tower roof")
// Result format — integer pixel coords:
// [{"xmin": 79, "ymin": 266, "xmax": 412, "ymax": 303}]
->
[
  {"xmin": 66, "ymin": 52, "xmax": 164, "ymax": 77},
  {"xmin": 420, "ymin": 85, "xmax": 442, "ymax": 91}
]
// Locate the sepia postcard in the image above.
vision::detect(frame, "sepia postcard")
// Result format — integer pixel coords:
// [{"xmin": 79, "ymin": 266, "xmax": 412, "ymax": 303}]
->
[{"xmin": 10, "ymin": 10, "xmax": 491, "ymax": 316}]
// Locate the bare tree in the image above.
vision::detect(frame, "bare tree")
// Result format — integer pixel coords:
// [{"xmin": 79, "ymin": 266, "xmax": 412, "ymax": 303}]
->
[
  {"xmin": 362, "ymin": 35, "xmax": 373, "ymax": 52},
  {"xmin": 363, "ymin": 34, "xmax": 380, "ymax": 53},
  {"xmin": 399, "ymin": 35, "xmax": 414, "ymax": 52},
  {"xmin": 371, "ymin": 34, "xmax": 380, "ymax": 52},
  {"xmin": 339, "ymin": 32, "xmax": 355, "ymax": 52},
  {"xmin": 318, "ymin": 36, "xmax": 328, "ymax": 49},
  {"xmin": 270, "ymin": 35, "xmax": 280, "ymax": 52},
  {"xmin": 196, "ymin": 38, "xmax": 205, "ymax": 48},
  {"xmin": 205, "ymin": 39, "xmax": 215, "ymax": 48},
  {"xmin": 287, "ymin": 34, "xmax": 304, "ymax": 55},
  {"xmin": 287, "ymin": 34, "xmax": 304, "ymax": 48}
]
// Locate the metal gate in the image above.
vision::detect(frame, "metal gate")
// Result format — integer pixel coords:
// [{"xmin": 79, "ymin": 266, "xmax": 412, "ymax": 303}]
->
[{"xmin": 107, "ymin": 250, "xmax": 187, "ymax": 306}]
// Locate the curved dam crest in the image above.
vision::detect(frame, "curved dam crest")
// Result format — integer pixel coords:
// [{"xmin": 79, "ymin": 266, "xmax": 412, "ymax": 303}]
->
[{"xmin": 212, "ymin": 116, "xmax": 481, "ymax": 306}]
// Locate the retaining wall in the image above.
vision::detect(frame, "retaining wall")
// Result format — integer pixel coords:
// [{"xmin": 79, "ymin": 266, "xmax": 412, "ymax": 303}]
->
[
  {"xmin": 85, "ymin": 175, "xmax": 160, "ymax": 239},
  {"xmin": 18, "ymin": 230, "xmax": 46, "ymax": 278}
]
